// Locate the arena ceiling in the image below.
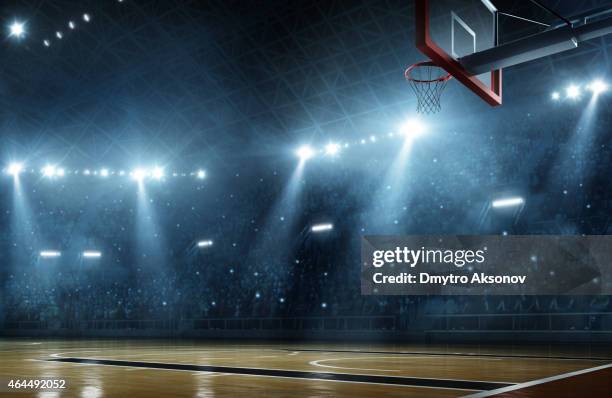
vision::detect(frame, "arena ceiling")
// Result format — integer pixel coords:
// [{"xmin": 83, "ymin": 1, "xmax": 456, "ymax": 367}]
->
[{"xmin": 0, "ymin": 0, "xmax": 611, "ymax": 169}]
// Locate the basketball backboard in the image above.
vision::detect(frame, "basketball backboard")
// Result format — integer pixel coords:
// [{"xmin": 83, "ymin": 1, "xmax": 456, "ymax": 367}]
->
[{"xmin": 416, "ymin": 0, "xmax": 502, "ymax": 106}]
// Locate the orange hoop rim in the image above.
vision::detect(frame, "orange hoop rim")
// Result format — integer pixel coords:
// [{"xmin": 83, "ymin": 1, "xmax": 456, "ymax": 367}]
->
[{"xmin": 405, "ymin": 61, "xmax": 452, "ymax": 83}]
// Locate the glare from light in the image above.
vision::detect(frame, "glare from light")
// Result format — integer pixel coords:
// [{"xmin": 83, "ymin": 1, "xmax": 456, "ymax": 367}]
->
[
  {"xmin": 9, "ymin": 21, "xmax": 25, "ymax": 38},
  {"xmin": 83, "ymin": 14, "xmax": 91, "ymax": 22},
  {"xmin": 68, "ymin": 21, "xmax": 76, "ymax": 29},
  {"xmin": 325, "ymin": 142, "xmax": 340, "ymax": 156},
  {"xmin": 119, "ymin": 170, "xmax": 125, "ymax": 176},
  {"xmin": 83, "ymin": 169, "xmax": 91, "ymax": 175},
  {"xmin": 551, "ymin": 92, "xmax": 560, "ymax": 100},
  {"xmin": 42, "ymin": 165, "xmax": 56, "ymax": 177},
  {"xmin": 56, "ymin": 168, "xmax": 65, "ymax": 177},
  {"xmin": 492, "ymin": 197, "xmax": 525, "ymax": 208},
  {"xmin": 587, "ymin": 80, "xmax": 608, "ymax": 96},
  {"xmin": 296, "ymin": 145, "xmax": 315, "ymax": 161},
  {"xmin": 370, "ymin": 135, "xmax": 376, "ymax": 142},
  {"xmin": 566, "ymin": 85, "xmax": 581, "ymax": 99},
  {"xmin": 196, "ymin": 170, "xmax": 206, "ymax": 179},
  {"xmin": 7, "ymin": 162, "xmax": 23, "ymax": 176},
  {"xmin": 40, "ymin": 251, "xmax": 61, "ymax": 258},
  {"xmin": 100, "ymin": 168, "xmax": 109, "ymax": 177},
  {"xmin": 399, "ymin": 118, "xmax": 427, "ymax": 139},
  {"xmin": 82, "ymin": 251, "xmax": 102, "ymax": 258},
  {"xmin": 197, "ymin": 240, "xmax": 213, "ymax": 248},
  {"xmin": 131, "ymin": 168, "xmax": 147, "ymax": 181},
  {"xmin": 311, "ymin": 223, "xmax": 333, "ymax": 232},
  {"xmin": 43, "ymin": 39, "xmax": 50, "ymax": 47},
  {"xmin": 151, "ymin": 167, "xmax": 164, "ymax": 180},
  {"xmin": 56, "ymin": 31, "xmax": 63, "ymax": 39}
]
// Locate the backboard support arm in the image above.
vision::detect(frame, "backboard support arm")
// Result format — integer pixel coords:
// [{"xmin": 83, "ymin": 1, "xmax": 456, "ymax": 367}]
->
[{"xmin": 460, "ymin": 15, "xmax": 612, "ymax": 75}]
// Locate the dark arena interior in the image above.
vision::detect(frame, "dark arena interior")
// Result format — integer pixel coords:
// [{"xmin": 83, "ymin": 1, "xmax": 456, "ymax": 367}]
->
[{"xmin": 2, "ymin": 0, "xmax": 612, "ymax": 397}]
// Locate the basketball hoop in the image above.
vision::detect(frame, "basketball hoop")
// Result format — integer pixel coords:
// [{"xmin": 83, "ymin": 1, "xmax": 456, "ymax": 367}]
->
[{"xmin": 405, "ymin": 61, "xmax": 452, "ymax": 114}]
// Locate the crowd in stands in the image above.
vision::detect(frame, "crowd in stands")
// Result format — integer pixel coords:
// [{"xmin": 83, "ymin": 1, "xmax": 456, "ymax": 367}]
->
[{"xmin": 2, "ymin": 105, "xmax": 612, "ymax": 332}]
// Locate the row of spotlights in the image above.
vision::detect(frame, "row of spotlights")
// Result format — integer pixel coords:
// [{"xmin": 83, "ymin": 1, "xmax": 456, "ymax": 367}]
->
[
  {"xmin": 7, "ymin": 14, "xmax": 92, "ymax": 46},
  {"xmin": 296, "ymin": 118, "xmax": 427, "ymax": 161},
  {"xmin": 46, "ymin": 14, "xmax": 91, "ymax": 46},
  {"xmin": 552, "ymin": 80, "xmax": 608, "ymax": 101},
  {"xmin": 4, "ymin": 163, "xmax": 206, "ymax": 180},
  {"xmin": 40, "ymin": 250, "xmax": 101, "ymax": 258}
]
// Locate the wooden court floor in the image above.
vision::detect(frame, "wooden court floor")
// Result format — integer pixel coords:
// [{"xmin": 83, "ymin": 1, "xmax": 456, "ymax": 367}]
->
[{"xmin": 0, "ymin": 339, "xmax": 611, "ymax": 397}]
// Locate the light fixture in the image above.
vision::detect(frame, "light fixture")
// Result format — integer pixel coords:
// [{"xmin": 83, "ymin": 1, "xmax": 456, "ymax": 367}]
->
[
  {"xmin": 40, "ymin": 251, "xmax": 61, "ymax": 258},
  {"xmin": 9, "ymin": 21, "xmax": 25, "ymax": 38},
  {"xmin": 325, "ymin": 143, "xmax": 340, "ymax": 156},
  {"xmin": 587, "ymin": 80, "xmax": 608, "ymax": 96},
  {"xmin": 151, "ymin": 167, "xmax": 164, "ymax": 180},
  {"xmin": 399, "ymin": 118, "xmax": 427, "ymax": 138},
  {"xmin": 566, "ymin": 85, "xmax": 581, "ymax": 99},
  {"xmin": 131, "ymin": 168, "xmax": 146, "ymax": 181},
  {"xmin": 7, "ymin": 162, "xmax": 23, "ymax": 176},
  {"xmin": 492, "ymin": 197, "xmax": 525, "ymax": 208},
  {"xmin": 296, "ymin": 145, "xmax": 314, "ymax": 161},
  {"xmin": 42, "ymin": 165, "xmax": 56, "ymax": 177},
  {"xmin": 311, "ymin": 223, "xmax": 333, "ymax": 232}
]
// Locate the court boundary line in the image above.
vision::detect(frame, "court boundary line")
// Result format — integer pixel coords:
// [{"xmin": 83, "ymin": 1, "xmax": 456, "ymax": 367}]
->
[
  {"xmin": 283, "ymin": 348, "xmax": 612, "ymax": 361},
  {"xmin": 461, "ymin": 362, "xmax": 612, "ymax": 397},
  {"xmin": 44, "ymin": 352, "xmax": 515, "ymax": 386},
  {"xmin": 42, "ymin": 356, "xmax": 512, "ymax": 391}
]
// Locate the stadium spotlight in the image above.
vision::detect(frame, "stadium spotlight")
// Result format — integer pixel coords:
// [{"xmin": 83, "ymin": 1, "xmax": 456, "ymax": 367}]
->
[
  {"xmin": 551, "ymin": 92, "xmax": 560, "ymax": 100},
  {"xmin": 587, "ymin": 80, "xmax": 608, "ymax": 96},
  {"xmin": 296, "ymin": 145, "xmax": 315, "ymax": 161},
  {"xmin": 492, "ymin": 197, "xmax": 525, "ymax": 208},
  {"xmin": 83, "ymin": 13, "xmax": 91, "ymax": 22},
  {"xmin": 82, "ymin": 251, "xmax": 102, "ymax": 258},
  {"xmin": 196, "ymin": 170, "xmax": 206, "ymax": 179},
  {"xmin": 399, "ymin": 118, "xmax": 427, "ymax": 139},
  {"xmin": 68, "ymin": 21, "xmax": 76, "ymax": 29},
  {"xmin": 325, "ymin": 142, "xmax": 340, "ymax": 156},
  {"xmin": 151, "ymin": 167, "xmax": 164, "ymax": 180},
  {"xmin": 43, "ymin": 39, "xmax": 50, "ymax": 47},
  {"xmin": 197, "ymin": 240, "xmax": 213, "ymax": 248},
  {"xmin": 131, "ymin": 168, "xmax": 147, "ymax": 181},
  {"xmin": 40, "ymin": 251, "xmax": 61, "ymax": 258},
  {"xmin": 7, "ymin": 162, "xmax": 24, "ymax": 176},
  {"xmin": 9, "ymin": 21, "xmax": 25, "ymax": 38},
  {"xmin": 42, "ymin": 165, "xmax": 57, "ymax": 178},
  {"xmin": 56, "ymin": 31, "xmax": 63, "ymax": 39},
  {"xmin": 311, "ymin": 223, "xmax": 333, "ymax": 232},
  {"xmin": 100, "ymin": 168, "xmax": 109, "ymax": 177},
  {"xmin": 566, "ymin": 85, "xmax": 581, "ymax": 100}
]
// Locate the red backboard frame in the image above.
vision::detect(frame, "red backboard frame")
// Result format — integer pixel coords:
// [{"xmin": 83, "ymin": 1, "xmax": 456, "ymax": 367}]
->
[{"xmin": 415, "ymin": 0, "xmax": 502, "ymax": 106}]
